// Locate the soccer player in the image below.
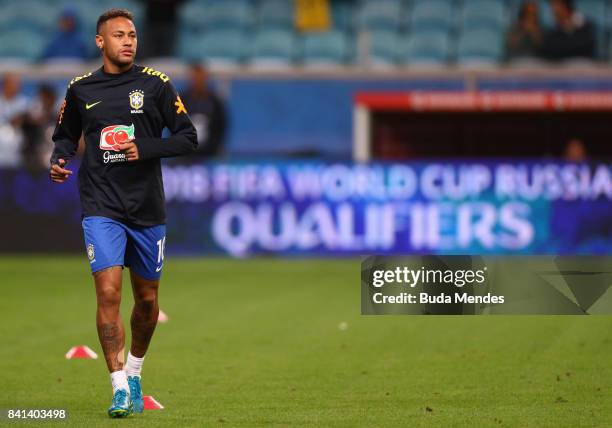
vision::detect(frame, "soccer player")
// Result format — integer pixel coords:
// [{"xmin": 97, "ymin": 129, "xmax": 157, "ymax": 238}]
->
[{"xmin": 49, "ymin": 9, "xmax": 197, "ymax": 418}]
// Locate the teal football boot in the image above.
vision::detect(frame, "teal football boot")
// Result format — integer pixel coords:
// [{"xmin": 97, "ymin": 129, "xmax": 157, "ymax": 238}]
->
[
  {"xmin": 128, "ymin": 376, "xmax": 144, "ymax": 413},
  {"xmin": 108, "ymin": 388, "xmax": 132, "ymax": 418}
]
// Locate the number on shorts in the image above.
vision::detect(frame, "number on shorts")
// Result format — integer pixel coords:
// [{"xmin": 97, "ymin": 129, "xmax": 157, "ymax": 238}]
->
[{"xmin": 156, "ymin": 237, "xmax": 166, "ymax": 264}]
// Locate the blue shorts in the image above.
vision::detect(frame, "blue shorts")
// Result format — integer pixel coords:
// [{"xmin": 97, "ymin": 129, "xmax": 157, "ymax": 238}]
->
[{"xmin": 82, "ymin": 216, "xmax": 166, "ymax": 280}]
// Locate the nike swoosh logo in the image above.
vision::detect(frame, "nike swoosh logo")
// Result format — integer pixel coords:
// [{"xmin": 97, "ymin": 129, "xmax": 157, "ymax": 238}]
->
[
  {"xmin": 156, "ymin": 265, "xmax": 163, "ymax": 272},
  {"xmin": 86, "ymin": 101, "xmax": 102, "ymax": 110}
]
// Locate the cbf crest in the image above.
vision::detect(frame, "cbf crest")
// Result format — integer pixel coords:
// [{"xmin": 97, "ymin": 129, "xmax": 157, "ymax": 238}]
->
[
  {"xmin": 129, "ymin": 89, "xmax": 144, "ymax": 113},
  {"xmin": 87, "ymin": 243, "xmax": 95, "ymax": 262}
]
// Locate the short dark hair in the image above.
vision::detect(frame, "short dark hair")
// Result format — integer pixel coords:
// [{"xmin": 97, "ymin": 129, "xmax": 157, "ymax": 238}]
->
[{"xmin": 96, "ymin": 8, "xmax": 134, "ymax": 34}]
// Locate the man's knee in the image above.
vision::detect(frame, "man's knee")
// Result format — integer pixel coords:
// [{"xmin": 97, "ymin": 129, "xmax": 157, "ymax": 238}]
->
[
  {"xmin": 94, "ymin": 267, "xmax": 122, "ymax": 308},
  {"xmin": 136, "ymin": 291, "xmax": 157, "ymax": 306},
  {"xmin": 134, "ymin": 286, "xmax": 158, "ymax": 311},
  {"xmin": 97, "ymin": 284, "xmax": 122, "ymax": 307}
]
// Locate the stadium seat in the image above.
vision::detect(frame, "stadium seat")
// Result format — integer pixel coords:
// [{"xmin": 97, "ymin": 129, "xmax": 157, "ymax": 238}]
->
[
  {"xmin": 180, "ymin": 29, "xmax": 247, "ymax": 66},
  {"xmin": 250, "ymin": 29, "xmax": 297, "ymax": 68},
  {"xmin": 200, "ymin": 0, "xmax": 253, "ymax": 30},
  {"xmin": 461, "ymin": 0, "xmax": 507, "ymax": 32},
  {"xmin": 365, "ymin": 30, "xmax": 401, "ymax": 66},
  {"xmin": 607, "ymin": 0, "xmax": 612, "ymax": 30},
  {"xmin": 102, "ymin": 0, "xmax": 143, "ymax": 20},
  {"xmin": 577, "ymin": 0, "xmax": 606, "ymax": 29},
  {"xmin": 179, "ymin": 1, "xmax": 210, "ymax": 33},
  {"xmin": 457, "ymin": 28, "xmax": 503, "ymax": 66},
  {"xmin": 331, "ymin": 1, "xmax": 356, "ymax": 31},
  {"xmin": 300, "ymin": 30, "xmax": 352, "ymax": 67},
  {"xmin": 0, "ymin": 0, "xmax": 56, "ymax": 32},
  {"xmin": 537, "ymin": 0, "xmax": 555, "ymax": 29},
  {"xmin": 409, "ymin": 0, "xmax": 455, "ymax": 33},
  {"xmin": 177, "ymin": 32, "xmax": 201, "ymax": 62},
  {"xmin": 506, "ymin": 0, "xmax": 521, "ymax": 18},
  {"xmin": 606, "ymin": 32, "xmax": 612, "ymax": 62},
  {"xmin": 0, "ymin": 29, "xmax": 43, "ymax": 61},
  {"xmin": 401, "ymin": 30, "xmax": 450, "ymax": 66},
  {"xmin": 70, "ymin": 3, "xmax": 112, "ymax": 36},
  {"xmin": 576, "ymin": 0, "xmax": 607, "ymax": 59},
  {"xmin": 257, "ymin": 0, "xmax": 295, "ymax": 30},
  {"xmin": 52, "ymin": 0, "xmax": 143, "ymax": 39},
  {"xmin": 357, "ymin": 0, "xmax": 404, "ymax": 32}
]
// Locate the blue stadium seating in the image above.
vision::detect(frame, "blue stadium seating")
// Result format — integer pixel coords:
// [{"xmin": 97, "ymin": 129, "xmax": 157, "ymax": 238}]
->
[
  {"xmin": 180, "ymin": 2, "xmax": 209, "ymax": 33},
  {"xmin": 3, "ymin": 0, "xmax": 612, "ymax": 66},
  {"xmin": 0, "ymin": 29, "xmax": 43, "ymax": 60},
  {"xmin": 181, "ymin": 1, "xmax": 250, "ymax": 32},
  {"xmin": 181, "ymin": 29, "xmax": 248, "ymax": 65},
  {"xmin": 367, "ymin": 30, "xmax": 401, "ymax": 66},
  {"xmin": 409, "ymin": 0, "xmax": 455, "ymax": 33},
  {"xmin": 67, "ymin": 0, "xmax": 143, "ymax": 35},
  {"xmin": 0, "ymin": 0, "xmax": 55, "ymax": 32},
  {"xmin": 178, "ymin": 32, "xmax": 202, "ymax": 62},
  {"xmin": 257, "ymin": 0, "xmax": 295, "ymax": 30},
  {"xmin": 250, "ymin": 29, "xmax": 297, "ymax": 67},
  {"xmin": 401, "ymin": 30, "xmax": 451, "ymax": 66},
  {"xmin": 71, "ymin": 3, "xmax": 113, "ymax": 36},
  {"xmin": 357, "ymin": 0, "xmax": 405, "ymax": 32},
  {"xmin": 537, "ymin": 0, "xmax": 556, "ymax": 28},
  {"xmin": 331, "ymin": 1, "xmax": 356, "ymax": 31},
  {"xmin": 607, "ymin": 0, "xmax": 612, "ymax": 29},
  {"xmin": 301, "ymin": 30, "xmax": 352, "ymax": 67},
  {"xmin": 578, "ymin": 0, "xmax": 607, "ymax": 29},
  {"xmin": 461, "ymin": 0, "xmax": 507, "ymax": 31},
  {"xmin": 457, "ymin": 28, "xmax": 504, "ymax": 66},
  {"xmin": 577, "ymin": 0, "xmax": 607, "ymax": 59},
  {"xmin": 204, "ymin": 0, "xmax": 253, "ymax": 30}
]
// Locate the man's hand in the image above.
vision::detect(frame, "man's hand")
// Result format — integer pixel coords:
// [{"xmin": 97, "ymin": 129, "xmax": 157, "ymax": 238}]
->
[
  {"xmin": 49, "ymin": 159, "xmax": 72, "ymax": 183},
  {"xmin": 118, "ymin": 140, "xmax": 139, "ymax": 161}
]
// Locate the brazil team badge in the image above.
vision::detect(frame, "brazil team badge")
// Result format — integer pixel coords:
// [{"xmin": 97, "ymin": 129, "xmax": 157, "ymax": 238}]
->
[
  {"xmin": 129, "ymin": 90, "xmax": 144, "ymax": 113},
  {"xmin": 87, "ymin": 243, "xmax": 95, "ymax": 262}
]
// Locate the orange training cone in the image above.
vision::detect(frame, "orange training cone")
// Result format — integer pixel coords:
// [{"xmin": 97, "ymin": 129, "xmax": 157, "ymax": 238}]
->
[
  {"xmin": 158, "ymin": 309, "xmax": 169, "ymax": 323},
  {"xmin": 65, "ymin": 345, "xmax": 98, "ymax": 359},
  {"xmin": 143, "ymin": 396, "xmax": 164, "ymax": 410}
]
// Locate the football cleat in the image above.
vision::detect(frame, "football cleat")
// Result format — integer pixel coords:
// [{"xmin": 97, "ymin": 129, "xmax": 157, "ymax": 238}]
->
[
  {"xmin": 108, "ymin": 388, "xmax": 132, "ymax": 418},
  {"xmin": 128, "ymin": 376, "xmax": 144, "ymax": 413}
]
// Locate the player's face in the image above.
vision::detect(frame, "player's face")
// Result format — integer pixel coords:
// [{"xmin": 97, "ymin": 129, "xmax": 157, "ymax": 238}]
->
[{"xmin": 97, "ymin": 17, "xmax": 137, "ymax": 67}]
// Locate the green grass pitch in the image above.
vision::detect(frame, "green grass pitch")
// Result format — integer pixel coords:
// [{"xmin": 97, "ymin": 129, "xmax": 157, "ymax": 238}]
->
[{"xmin": 1, "ymin": 256, "xmax": 611, "ymax": 427}]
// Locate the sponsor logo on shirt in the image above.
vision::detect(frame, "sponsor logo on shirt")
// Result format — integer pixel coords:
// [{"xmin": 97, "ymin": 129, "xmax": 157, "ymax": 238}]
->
[
  {"xmin": 68, "ymin": 71, "xmax": 93, "ymax": 88},
  {"xmin": 100, "ymin": 124, "xmax": 134, "ymax": 151},
  {"xmin": 174, "ymin": 95, "xmax": 187, "ymax": 114},
  {"xmin": 100, "ymin": 123, "xmax": 134, "ymax": 163},
  {"xmin": 103, "ymin": 151, "xmax": 128, "ymax": 164},
  {"xmin": 86, "ymin": 100, "xmax": 102, "ymax": 110},
  {"xmin": 129, "ymin": 90, "xmax": 144, "ymax": 114},
  {"xmin": 141, "ymin": 66, "xmax": 170, "ymax": 82}
]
